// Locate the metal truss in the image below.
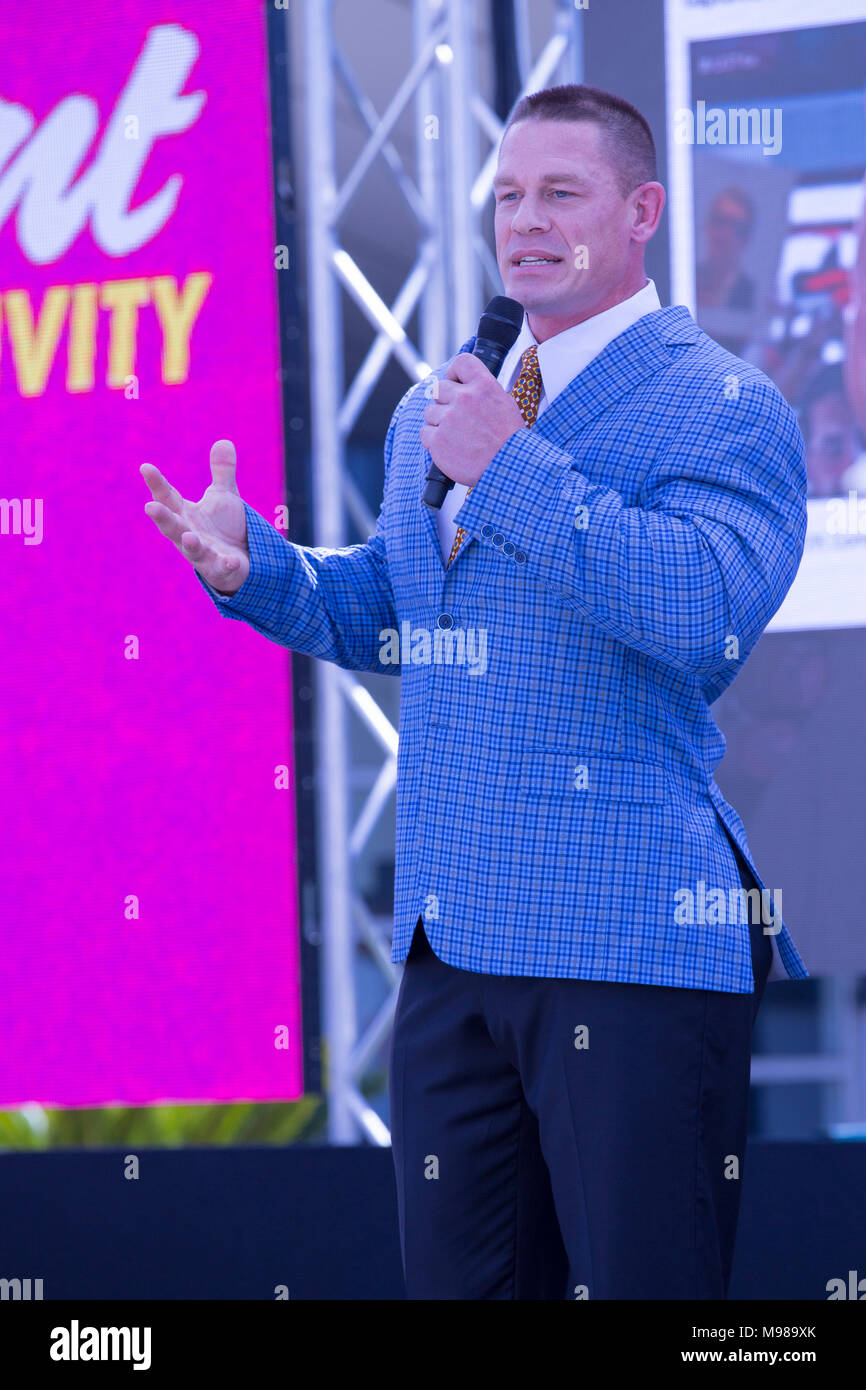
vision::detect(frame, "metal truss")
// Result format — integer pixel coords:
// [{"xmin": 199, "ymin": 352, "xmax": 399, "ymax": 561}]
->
[{"xmin": 293, "ymin": 0, "xmax": 584, "ymax": 1142}]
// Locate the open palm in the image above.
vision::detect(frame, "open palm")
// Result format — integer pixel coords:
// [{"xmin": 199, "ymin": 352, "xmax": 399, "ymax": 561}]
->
[{"xmin": 141, "ymin": 440, "xmax": 250, "ymax": 594}]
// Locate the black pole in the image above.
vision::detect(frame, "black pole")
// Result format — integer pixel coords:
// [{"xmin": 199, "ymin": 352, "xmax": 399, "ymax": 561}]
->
[{"xmin": 491, "ymin": 0, "xmax": 521, "ymax": 122}]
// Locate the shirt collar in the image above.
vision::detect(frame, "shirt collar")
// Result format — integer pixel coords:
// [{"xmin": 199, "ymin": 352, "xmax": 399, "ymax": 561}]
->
[{"xmin": 502, "ymin": 278, "xmax": 662, "ymax": 404}]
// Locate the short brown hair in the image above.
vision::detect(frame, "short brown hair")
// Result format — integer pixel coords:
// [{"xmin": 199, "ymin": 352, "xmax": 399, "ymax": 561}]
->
[{"xmin": 503, "ymin": 84, "xmax": 657, "ymax": 197}]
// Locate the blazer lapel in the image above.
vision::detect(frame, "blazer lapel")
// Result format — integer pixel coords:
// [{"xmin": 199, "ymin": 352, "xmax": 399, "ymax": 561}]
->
[
  {"xmin": 531, "ymin": 305, "xmax": 699, "ymax": 446},
  {"xmin": 419, "ymin": 306, "xmax": 700, "ymax": 572}
]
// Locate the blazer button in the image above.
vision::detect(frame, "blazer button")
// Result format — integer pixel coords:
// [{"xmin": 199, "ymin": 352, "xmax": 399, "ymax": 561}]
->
[
  {"xmin": 480, "ymin": 523, "xmax": 494, "ymax": 538},
  {"xmin": 503, "ymin": 542, "xmax": 516, "ymax": 556},
  {"xmin": 437, "ymin": 613, "xmax": 454, "ymax": 629},
  {"xmin": 492, "ymin": 532, "xmax": 504, "ymax": 546},
  {"xmin": 515, "ymin": 550, "xmax": 527, "ymax": 564}
]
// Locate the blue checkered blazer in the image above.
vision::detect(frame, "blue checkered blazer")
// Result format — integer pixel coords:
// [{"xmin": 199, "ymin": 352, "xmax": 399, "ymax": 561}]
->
[{"xmin": 198, "ymin": 304, "xmax": 808, "ymax": 992}]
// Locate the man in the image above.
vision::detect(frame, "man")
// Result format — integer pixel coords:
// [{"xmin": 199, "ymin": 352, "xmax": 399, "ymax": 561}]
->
[
  {"xmin": 799, "ymin": 363, "xmax": 863, "ymax": 497},
  {"xmin": 695, "ymin": 187, "xmax": 757, "ymax": 356},
  {"xmin": 142, "ymin": 84, "xmax": 808, "ymax": 1299},
  {"xmin": 696, "ymin": 187, "xmax": 756, "ymax": 311}
]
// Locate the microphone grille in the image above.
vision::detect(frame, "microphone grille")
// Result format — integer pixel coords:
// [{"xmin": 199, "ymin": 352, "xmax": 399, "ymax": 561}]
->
[{"xmin": 478, "ymin": 296, "xmax": 524, "ymax": 350}]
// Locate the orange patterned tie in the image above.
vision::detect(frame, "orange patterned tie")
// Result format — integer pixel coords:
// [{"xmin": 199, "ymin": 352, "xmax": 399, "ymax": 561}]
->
[{"xmin": 447, "ymin": 344, "xmax": 543, "ymax": 566}]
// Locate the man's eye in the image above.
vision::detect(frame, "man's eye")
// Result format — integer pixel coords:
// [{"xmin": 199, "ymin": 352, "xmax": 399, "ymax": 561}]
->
[{"xmin": 497, "ymin": 190, "xmax": 575, "ymax": 202}]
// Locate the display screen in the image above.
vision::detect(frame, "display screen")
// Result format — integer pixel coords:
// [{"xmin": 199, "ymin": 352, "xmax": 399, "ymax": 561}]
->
[
  {"xmin": 666, "ymin": 0, "xmax": 866, "ymax": 631},
  {"xmin": 665, "ymin": 0, "xmax": 866, "ymax": 973}
]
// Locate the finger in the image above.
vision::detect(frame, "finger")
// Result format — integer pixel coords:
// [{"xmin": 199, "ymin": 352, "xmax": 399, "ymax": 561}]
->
[
  {"xmin": 210, "ymin": 439, "xmax": 238, "ymax": 491},
  {"xmin": 181, "ymin": 531, "xmax": 242, "ymax": 581},
  {"xmin": 140, "ymin": 461, "xmax": 184, "ymax": 515},
  {"xmin": 144, "ymin": 498, "xmax": 197, "ymax": 550},
  {"xmin": 177, "ymin": 530, "xmax": 237, "ymax": 575},
  {"xmin": 423, "ymin": 401, "xmax": 446, "ymax": 426},
  {"xmin": 445, "ymin": 352, "xmax": 485, "ymax": 384},
  {"xmin": 143, "ymin": 497, "xmax": 239, "ymax": 581},
  {"xmin": 419, "ymin": 425, "xmax": 438, "ymax": 455},
  {"xmin": 426, "ymin": 377, "xmax": 458, "ymax": 403},
  {"xmin": 178, "ymin": 529, "xmax": 209, "ymax": 562}
]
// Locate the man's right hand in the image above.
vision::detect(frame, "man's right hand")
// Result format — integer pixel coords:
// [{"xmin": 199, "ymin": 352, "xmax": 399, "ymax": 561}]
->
[{"xmin": 141, "ymin": 440, "xmax": 250, "ymax": 595}]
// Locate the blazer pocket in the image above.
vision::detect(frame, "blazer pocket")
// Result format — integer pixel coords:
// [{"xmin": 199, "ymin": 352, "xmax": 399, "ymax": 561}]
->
[{"xmin": 519, "ymin": 750, "xmax": 668, "ymax": 803}]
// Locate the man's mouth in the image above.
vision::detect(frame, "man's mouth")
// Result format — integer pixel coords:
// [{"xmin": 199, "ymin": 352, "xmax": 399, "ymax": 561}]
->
[{"xmin": 511, "ymin": 255, "xmax": 562, "ymax": 268}]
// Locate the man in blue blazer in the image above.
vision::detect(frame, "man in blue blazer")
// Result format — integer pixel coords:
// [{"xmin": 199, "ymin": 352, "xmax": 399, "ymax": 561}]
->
[{"xmin": 143, "ymin": 84, "xmax": 808, "ymax": 1299}]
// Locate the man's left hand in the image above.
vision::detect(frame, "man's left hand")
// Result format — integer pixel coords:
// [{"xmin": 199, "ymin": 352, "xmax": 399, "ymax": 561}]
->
[{"xmin": 419, "ymin": 353, "xmax": 527, "ymax": 487}]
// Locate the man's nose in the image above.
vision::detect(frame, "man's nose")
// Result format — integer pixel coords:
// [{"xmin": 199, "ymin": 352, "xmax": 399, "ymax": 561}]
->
[{"xmin": 510, "ymin": 197, "xmax": 551, "ymax": 235}]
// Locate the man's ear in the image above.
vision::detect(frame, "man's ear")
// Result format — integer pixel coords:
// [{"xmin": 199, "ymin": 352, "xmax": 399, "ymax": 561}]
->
[{"xmin": 631, "ymin": 182, "xmax": 665, "ymax": 244}]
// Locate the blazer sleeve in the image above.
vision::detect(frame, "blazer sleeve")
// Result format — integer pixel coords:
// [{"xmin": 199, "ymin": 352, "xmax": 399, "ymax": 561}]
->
[
  {"xmin": 195, "ymin": 384, "xmax": 418, "ymax": 675},
  {"xmin": 451, "ymin": 373, "xmax": 807, "ymax": 681}
]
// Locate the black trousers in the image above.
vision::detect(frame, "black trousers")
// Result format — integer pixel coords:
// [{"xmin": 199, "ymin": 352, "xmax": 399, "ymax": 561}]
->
[{"xmin": 388, "ymin": 873, "xmax": 772, "ymax": 1300}]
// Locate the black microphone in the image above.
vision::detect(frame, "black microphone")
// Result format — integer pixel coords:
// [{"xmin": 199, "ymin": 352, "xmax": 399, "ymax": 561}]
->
[{"xmin": 422, "ymin": 295, "xmax": 525, "ymax": 509}]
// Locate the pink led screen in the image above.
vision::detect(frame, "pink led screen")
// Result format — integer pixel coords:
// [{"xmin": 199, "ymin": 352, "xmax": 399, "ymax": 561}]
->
[{"xmin": 0, "ymin": 3, "xmax": 303, "ymax": 1106}]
